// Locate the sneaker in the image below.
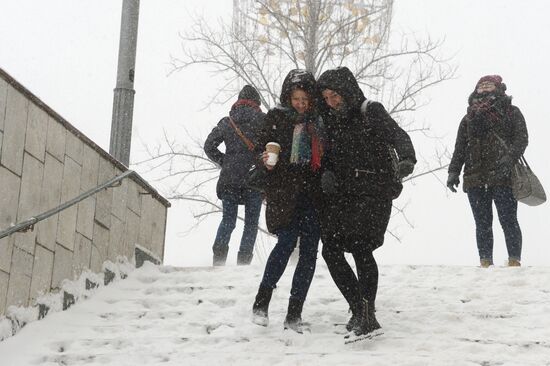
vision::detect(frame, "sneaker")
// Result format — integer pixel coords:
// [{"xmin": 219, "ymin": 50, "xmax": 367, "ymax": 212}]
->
[
  {"xmin": 508, "ymin": 258, "xmax": 521, "ymax": 267},
  {"xmin": 480, "ymin": 259, "xmax": 493, "ymax": 268}
]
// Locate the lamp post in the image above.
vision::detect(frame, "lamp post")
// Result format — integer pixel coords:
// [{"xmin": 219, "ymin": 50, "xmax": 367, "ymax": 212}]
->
[{"xmin": 109, "ymin": 0, "xmax": 140, "ymax": 166}]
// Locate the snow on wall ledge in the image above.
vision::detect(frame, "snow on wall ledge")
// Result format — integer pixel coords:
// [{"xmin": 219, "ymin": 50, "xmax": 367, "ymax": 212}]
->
[
  {"xmin": 0, "ymin": 258, "xmax": 135, "ymax": 342},
  {"xmin": 0, "ymin": 66, "xmax": 170, "ymax": 317}
]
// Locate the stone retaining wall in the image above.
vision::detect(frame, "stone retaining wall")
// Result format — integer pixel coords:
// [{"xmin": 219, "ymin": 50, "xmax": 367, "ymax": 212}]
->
[{"xmin": 0, "ymin": 67, "xmax": 170, "ymax": 316}]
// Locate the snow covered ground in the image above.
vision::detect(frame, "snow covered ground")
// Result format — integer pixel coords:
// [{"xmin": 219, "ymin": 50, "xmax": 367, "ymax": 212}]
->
[{"xmin": 1, "ymin": 261, "xmax": 550, "ymax": 366}]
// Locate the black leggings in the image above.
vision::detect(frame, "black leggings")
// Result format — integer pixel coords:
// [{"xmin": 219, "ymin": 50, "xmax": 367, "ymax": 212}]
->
[
  {"xmin": 322, "ymin": 243, "xmax": 378, "ymax": 313},
  {"xmin": 321, "ymin": 197, "xmax": 391, "ymax": 313}
]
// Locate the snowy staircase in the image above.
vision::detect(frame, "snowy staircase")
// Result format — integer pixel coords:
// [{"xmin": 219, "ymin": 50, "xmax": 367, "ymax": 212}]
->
[{"xmin": 1, "ymin": 263, "xmax": 550, "ymax": 365}]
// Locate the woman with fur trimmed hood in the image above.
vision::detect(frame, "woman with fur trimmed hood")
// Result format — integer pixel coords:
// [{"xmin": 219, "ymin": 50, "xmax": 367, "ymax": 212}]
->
[
  {"xmin": 251, "ymin": 69, "xmax": 325, "ymax": 333},
  {"xmin": 447, "ymin": 75, "xmax": 528, "ymax": 268}
]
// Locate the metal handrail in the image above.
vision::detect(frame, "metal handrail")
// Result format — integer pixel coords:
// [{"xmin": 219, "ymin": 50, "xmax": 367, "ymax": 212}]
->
[{"xmin": 0, "ymin": 170, "xmax": 137, "ymax": 240}]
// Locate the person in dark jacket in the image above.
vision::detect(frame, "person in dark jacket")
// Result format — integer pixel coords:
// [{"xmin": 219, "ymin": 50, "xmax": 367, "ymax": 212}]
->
[
  {"xmin": 204, "ymin": 85, "xmax": 266, "ymax": 266},
  {"xmin": 447, "ymin": 75, "xmax": 528, "ymax": 268},
  {"xmin": 251, "ymin": 70, "xmax": 324, "ymax": 333},
  {"xmin": 317, "ymin": 66, "xmax": 416, "ymax": 338}
]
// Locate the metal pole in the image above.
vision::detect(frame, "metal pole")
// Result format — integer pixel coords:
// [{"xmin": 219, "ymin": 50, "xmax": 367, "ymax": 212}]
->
[{"xmin": 109, "ymin": 0, "xmax": 140, "ymax": 166}]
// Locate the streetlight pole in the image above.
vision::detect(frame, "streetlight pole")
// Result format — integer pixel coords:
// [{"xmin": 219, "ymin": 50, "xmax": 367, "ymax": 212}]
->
[{"xmin": 109, "ymin": 0, "xmax": 140, "ymax": 166}]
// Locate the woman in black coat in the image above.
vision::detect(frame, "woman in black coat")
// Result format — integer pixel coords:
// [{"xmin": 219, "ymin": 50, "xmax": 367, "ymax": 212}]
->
[
  {"xmin": 251, "ymin": 70, "xmax": 324, "ymax": 333},
  {"xmin": 204, "ymin": 85, "xmax": 266, "ymax": 266},
  {"xmin": 447, "ymin": 75, "xmax": 528, "ymax": 268},
  {"xmin": 317, "ymin": 67, "xmax": 416, "ymax": 337}
]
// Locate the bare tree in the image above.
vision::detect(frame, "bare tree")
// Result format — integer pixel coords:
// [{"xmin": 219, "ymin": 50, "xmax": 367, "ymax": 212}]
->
[
  {"xmin": 137, "ymin": 0, "xmax": 456, "ymax": 254},
  {"xmin": 171, "ymin": 0, "xmax": 455, "ymax": 110}
]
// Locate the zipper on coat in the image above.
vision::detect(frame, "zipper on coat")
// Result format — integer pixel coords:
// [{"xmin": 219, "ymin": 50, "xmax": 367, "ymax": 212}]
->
[{"xmin": 355, "ymin": 168, "xmax": 374, "ymax": 177}]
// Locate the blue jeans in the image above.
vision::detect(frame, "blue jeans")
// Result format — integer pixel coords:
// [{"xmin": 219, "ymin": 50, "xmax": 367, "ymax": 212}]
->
[
  {"xmin": 212, "ymin": 189, "xmax": 262, "ymax": 265},
  {"xmin": 260, "ymin": 195, "xmax": 321, "ymax": 301},
  {"xmin": 467, "ymin": 186, "xmax": 522, "ymax": 261}
]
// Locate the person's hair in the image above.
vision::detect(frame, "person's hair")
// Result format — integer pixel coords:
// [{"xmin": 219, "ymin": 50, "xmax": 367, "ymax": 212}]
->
[{"xmin": 289, "ymin": 86, "xmax": 309, "ymax": 98}]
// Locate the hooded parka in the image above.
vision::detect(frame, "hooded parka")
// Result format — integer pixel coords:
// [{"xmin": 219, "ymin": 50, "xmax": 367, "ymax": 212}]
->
[
  {"xmin": 317, "ymin": 66, "xmax": 416, "ymax": 249},
  {"xmin": 259, "ymin": 70, "xmax": 324, "ymax": 234}
]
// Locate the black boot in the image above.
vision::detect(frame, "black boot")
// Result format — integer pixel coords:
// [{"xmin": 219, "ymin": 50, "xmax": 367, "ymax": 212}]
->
[
  {"xmin": 212, "ymin": 246, "xmax": 229, "ymax": 266},
  {"xmin": 284, "ymin": 298, "xmax": 305, "ymax": 334},
  {"xmin": 346, "ymin": 312, "xmax": 360, "ymax": 332},
  {"xmin": 252, "ymin": 286, "xmax": 273, "ymax": 326},
  {"xmin": 237, "ymin": 251, "xmax": 253, "ymax": 265},
  {"xmin": 347, "ymin": 302, "xmax": 376, "ymax": 331},
  {"xmin": 354, "ymin": 299, "xmax": 381, "ymax": 336}
]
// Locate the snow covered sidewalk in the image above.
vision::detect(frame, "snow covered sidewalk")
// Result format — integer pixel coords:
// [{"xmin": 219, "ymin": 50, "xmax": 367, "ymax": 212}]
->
[{"xmin": 1, "ymin": 262, "xmax": 550, "ymax": 366}]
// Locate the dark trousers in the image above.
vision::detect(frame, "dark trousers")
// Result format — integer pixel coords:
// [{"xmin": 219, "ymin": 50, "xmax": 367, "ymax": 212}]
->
[
  {"xmin": 212, "ymin": 189, "xmax": 262, "ymax": 264},
  {"xmin": 259, "ymin": 196, "xmax": 321, "ymax": 301},
  {"xmin": 467, "ymin": 186, "xmax": 522, "ymax": 261},
  {"xmin": 321, "ymin": 198, "xmax": 392, "ymax": 313}
]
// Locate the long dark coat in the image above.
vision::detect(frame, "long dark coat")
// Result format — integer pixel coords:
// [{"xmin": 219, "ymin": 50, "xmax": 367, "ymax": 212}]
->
[
  {"xmin": 449, "ymin": 94, "xmax": 528, "ymax": 191},
  {"xmin": 204, "ymin": 102, "xmax": 265, "ymax": 200},
  {"xmin": 259, "ymin": 70, "xmax": 323, "ymax": 234},
  {"xmin": 317, "ymin": 67, "xmax": 416, "ymax": 248}
]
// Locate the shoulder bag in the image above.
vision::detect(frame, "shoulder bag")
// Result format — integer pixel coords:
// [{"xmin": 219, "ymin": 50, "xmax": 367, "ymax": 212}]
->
[
  {"xmin": 492, "ymin": 131, "xmax": 546, "ymax": 206},
  {"xmin": 228, "ymin": 116, "xmax": 268, "ymax": 192},
  {"xmin": 510, "ymin": 156, "xmax": 546, "ymax": 206}
]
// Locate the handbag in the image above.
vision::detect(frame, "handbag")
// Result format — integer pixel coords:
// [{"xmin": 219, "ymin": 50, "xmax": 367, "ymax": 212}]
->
[
  {"xmin": 491, "ymin": 131, "xmax": 546, "ymax": 206},
  {"xmin": 510, "ymin": 156, "xmax": 546, "ymax": 206}
]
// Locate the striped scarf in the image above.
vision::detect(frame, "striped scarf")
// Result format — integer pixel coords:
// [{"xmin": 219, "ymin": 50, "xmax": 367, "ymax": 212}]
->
[{"xmin": 290, "ymin": 115, "xmax": 324, "ymax": 171}]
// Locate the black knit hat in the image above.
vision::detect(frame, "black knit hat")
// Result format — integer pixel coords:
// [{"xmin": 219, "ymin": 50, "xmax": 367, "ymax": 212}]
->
[{"xmin": 238, "ymin": 85, "xmax": 261, "ymax": 105}]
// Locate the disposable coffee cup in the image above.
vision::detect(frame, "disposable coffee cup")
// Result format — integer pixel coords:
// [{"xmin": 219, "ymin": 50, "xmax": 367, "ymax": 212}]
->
[{"xmin": 265, "ymin": 142, "xmax": 281, "ymax": 166}]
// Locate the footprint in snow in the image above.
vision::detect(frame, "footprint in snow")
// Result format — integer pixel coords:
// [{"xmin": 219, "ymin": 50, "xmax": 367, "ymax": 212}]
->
[
  {"xmin": 205, "ymin": 323, "xmax": 235, "ymax": 334},
  {"xmin": 208, "ymin": 298, "xmax": 237, "ymax": 308}
]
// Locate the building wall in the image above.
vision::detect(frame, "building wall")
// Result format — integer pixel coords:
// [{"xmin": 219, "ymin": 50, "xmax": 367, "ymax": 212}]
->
[{"xmin": 0, "ymin": 68, "xmax": 169, "ymax": 316}]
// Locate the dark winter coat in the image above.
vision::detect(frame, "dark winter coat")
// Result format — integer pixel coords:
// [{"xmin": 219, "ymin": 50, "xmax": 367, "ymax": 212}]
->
[
  {"xmin": 317, "ymin": 67, "xmax": 416, "ymax": 199},
  {"xmin": 448, "ymin": 93, "xmax": 528, "ymax": 191},
  {"xmin": 260, "ymin": 70, "xmax": 323, "ymax": 234},
  {"xmin": 317, "ymin": 67, "xmax": 416, "ymax": 248},
  {"xmin": 204, "ymin": 101, "xmax": 265, "ymax": 201}
]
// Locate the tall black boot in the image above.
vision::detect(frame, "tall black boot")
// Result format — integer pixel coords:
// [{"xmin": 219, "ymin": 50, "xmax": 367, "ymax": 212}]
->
[
  {"xmin": 346, "ymin": 309, "xmax": 360, "ymax": 332},
  {"xmin": 212, "ymin": 246, "xmax": 229, "ymax": 266},
  {"xmin": 346, "ymin": 302, "xmax": 376, "ymax": 332},
  {"xmin": 252, "ymin": 286, "xmax": 273, "ymax": 326},
  {"xmin": 354, "ymin": 299, "xmax": 381, "ymax": 336},
  {"xmin": 284, "ymin": 297, "xmax": 305, "ymax": 334},
  {"xmin": 237, "ymin": 251, "xmax": 253, "ymax": 265}
]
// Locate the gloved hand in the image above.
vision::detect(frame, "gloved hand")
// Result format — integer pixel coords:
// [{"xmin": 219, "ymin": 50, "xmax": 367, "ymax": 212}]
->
[
  {"xmin": 321, "ymin": 170, "xmax": 339, "ymax": 194},
  {"xmin": 447, "ymin": 172, "xmax": 460, "ymax": 193},
  {"xmin": 397, "ymin": 159, "xmax": 415, "ymax": 179}
]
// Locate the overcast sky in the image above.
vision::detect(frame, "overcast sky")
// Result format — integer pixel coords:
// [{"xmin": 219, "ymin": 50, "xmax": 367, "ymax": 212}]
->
[{"xmin": 1, "ymin": 0, "xmax": 548, "ymax": 267}]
